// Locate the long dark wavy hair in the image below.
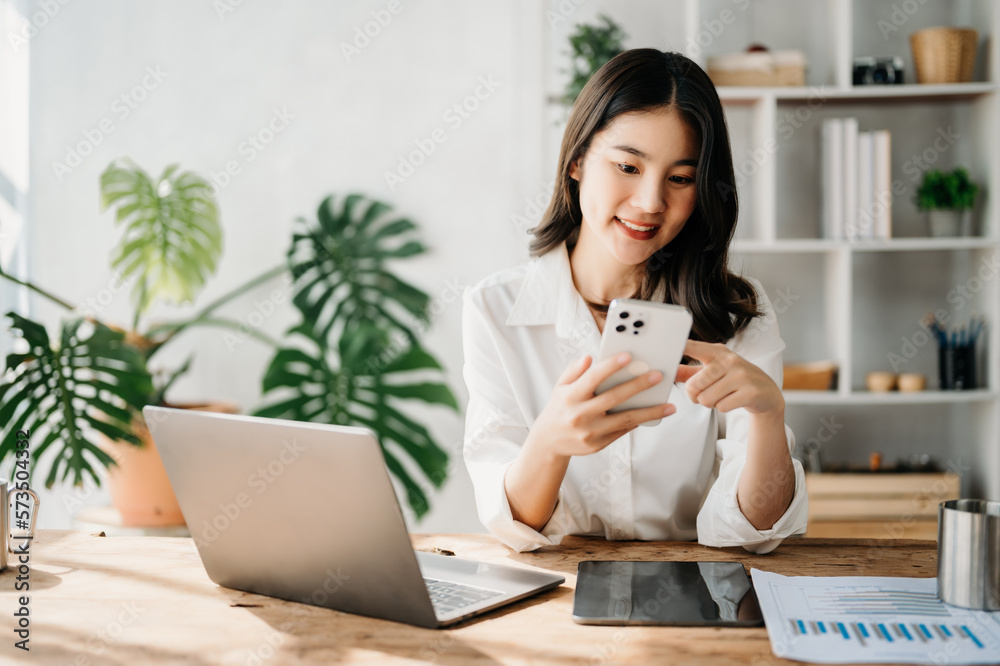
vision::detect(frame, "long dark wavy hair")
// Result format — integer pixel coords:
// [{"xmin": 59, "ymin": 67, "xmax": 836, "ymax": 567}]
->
[{"xmin": 531, "ymin": 48, "xmax": 760, "ymax": 343}]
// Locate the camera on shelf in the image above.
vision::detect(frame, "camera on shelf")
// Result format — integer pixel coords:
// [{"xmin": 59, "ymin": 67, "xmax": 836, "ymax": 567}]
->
[{"xmin": 853, "ymin": 56, "xmax": 905, "ymax": 85}]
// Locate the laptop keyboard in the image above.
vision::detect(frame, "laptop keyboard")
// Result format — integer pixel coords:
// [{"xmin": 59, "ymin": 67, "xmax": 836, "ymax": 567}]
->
[{"xmin": 424, "ymin": 577, "xmax": 504, "ymax": 615}]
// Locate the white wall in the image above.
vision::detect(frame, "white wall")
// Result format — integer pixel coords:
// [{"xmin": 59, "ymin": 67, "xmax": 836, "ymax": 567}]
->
[
  {"xmin": 24, "ymin": 0, "xmax": 559, "ymax": 532},
  {"xmin": 0, "ymin": 0, "xmax": 30, "ymax": 353}
]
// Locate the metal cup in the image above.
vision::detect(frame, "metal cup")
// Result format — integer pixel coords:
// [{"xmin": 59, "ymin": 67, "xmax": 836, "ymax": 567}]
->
[
  {"xmin": 0, "ymin": 479, "xmax": 40, "ymax": 571},
  {"xmin": 937, "ymin": 499, "xmax": 1000, "ymax": 610}
]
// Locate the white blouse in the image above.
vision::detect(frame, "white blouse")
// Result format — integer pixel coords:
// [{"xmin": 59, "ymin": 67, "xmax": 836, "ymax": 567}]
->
[{"xmin": 461, "ymin": 241, "xmax": 808, "ymax": 554}]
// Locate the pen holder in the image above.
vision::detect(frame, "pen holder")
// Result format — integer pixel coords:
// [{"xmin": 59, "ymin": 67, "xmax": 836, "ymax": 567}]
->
[{"xmin": 938, "ymin": 343, "xmax": 976, "ymax": 390}]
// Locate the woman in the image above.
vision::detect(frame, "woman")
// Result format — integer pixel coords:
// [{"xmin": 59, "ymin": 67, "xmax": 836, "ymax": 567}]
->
[{"xmin": 462, "ymin": 49, "xmax": 807, "ymax": 553}]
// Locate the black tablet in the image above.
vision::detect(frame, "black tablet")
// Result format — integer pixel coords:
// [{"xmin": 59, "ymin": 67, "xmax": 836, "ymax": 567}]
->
[{"xmin": 571, "ymin": 560, "xmax": 764, "ymax": 626}]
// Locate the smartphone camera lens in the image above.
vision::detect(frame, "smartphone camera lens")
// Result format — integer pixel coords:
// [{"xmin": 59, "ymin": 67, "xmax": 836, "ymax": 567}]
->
[
  {"xmin": 634, "ymin": 320, "xmax": 644, "ymax": 328},
  {"xmin": 616, "ymin": 324, "xmax": 626, "ymax": 332},
  {"xmin": 619, "ymin": 311, "xmax": 629, "ymax": 319}
]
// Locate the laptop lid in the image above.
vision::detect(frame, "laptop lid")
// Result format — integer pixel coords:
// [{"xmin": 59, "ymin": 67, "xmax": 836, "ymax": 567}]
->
[
  {"xmin": 144, "ymin": 406, "xmax": 440, "ymax": 627},
  {"xmin": 143, "ymin": 406, "xmax": 564, "ymax": 628}
]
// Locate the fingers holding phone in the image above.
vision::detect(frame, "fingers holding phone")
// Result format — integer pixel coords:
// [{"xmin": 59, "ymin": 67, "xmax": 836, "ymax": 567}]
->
[
  {"xmin": 529, "ymin": 352, "xmax": 675, "ymax": 458},
  {"xmin": 594, "ymin": 299, "xmax": 692, "ymax": 426}
]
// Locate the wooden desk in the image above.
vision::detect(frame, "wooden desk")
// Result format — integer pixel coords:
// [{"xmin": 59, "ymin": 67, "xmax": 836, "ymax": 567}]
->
[{"xmin": 0, "ymin": 531, "xmax": 937, "ymax": 665}]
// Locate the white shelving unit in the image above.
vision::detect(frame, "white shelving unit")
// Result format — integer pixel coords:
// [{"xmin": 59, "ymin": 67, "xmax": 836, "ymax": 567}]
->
[{"xmin": 542, "ymin": 0, "xmax": 1000, "ymax": 499}]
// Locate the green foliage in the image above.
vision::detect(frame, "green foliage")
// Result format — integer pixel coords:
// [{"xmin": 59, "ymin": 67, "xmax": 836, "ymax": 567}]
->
[
  {"xmin": 101, "ymin": 158, "xmax": 222, "ymax": 324},
  {"xmin": 0, "ymin": 314, "xmax": 153, "ymax": 487},
  {"xmin": 1, "ymin": 156, "xmax": 223, "ymax": 490},
  {"xmin": 254, "ymin": 194, "xmax": 457, "ymax": 518},
  {"xmin": 561, "ymin": 14, "xmax": 627, "ymax": 106},
  {"xmin": 916, "ymin": 167, "xmax": 979, "ymax": 211},
  {"xmin": 287, "ymin": 194, "xmax": 429, "ymax": 346},
  {"xmin": 1, "ymin": 181, "xmax": 457, "ymax": 519}
]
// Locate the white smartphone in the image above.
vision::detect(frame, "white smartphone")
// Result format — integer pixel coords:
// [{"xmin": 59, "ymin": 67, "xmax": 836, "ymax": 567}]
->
[{"xmin": 594, "ymin": 298, "xmax": 693, "ymax": 426}]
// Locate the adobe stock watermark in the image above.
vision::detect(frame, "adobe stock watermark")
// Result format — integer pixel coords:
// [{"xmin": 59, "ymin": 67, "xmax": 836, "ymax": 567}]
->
[
  {"xmin": 196, "ymin": 438, "xmax": 306, "ymax": 547},
  {"xmin": 794, "ymin": 415, "xmax": 845, "ymax": 473},
  {"xmin": 71, "ymin": 601, "xmax": 145, "ymax": 666},
  {"xmin": 877, "ymin": 0, "xmax": 932, "ymax": 40},
  {"xmin": 213, "ymin": 0, "xmax": 245, "ymax": 21},
  {"xmin": 222, "ymin": 272, "xmax": 294, "ymax": 352},
  {"xmin": 6, "ymin": 0, "xmax": 72, "ymax": 54},
  {"xmin": 383, "ymin": 75, "xmax": 503, "ymax": 191},
  {"xmin": 510, "ymin": 179, "xmax": 556, "ymax": 235},
  {"xmin": 423, "ymin": 404, "xmax": 512, "ymax": 494},
  {"xmin": 544, "ymin": 0, "xmax": 588, "ymax": 28},
  {"xmin": 300, "ymin": 567, "xmax": 351, "ymax": 608},
  {"xmin": 877, "ymin": 459, "xmax": 968, "ymax": 541},
  {"xmin": 340, "ymin": 0, "xmax": 407, "ymax": 62},
  {"xmin": 901, "ymin": 126, "xmax": 960, "ymax": 183},
  {"xmin": 720, "ymin": 88, "xmax": 830, "ymax": 202},
  {"xmin": 76, "ymin": 270, "xmax": 133, "ymax": 319},
  {"xmin": 208, "ymin": 107, "xmax": 296, "ymax": 196},
  {"xmin": 887, "ymin": 252, "xmax": 998, "ymax": 372},
  {"xmin": 685, "ymin": 0, "xmax": 751, "ymax": 58},
  {"xmin": 848, "ymin": 125, "xmax": 959, "ymax": 240},
  {"xmin": 51, "ymin": 65, "xmax": 169, "ymax": 182},
  {"xmin": 361, "ymin": 276, "xmax": 466, "ymax": 377},
  {"xmin": 742, "ymin": 285, "xmax": 800, "ymax": 346},
  {"xmin": 243, "ymin": 626, "xmax": 292, "ymax": 666}
]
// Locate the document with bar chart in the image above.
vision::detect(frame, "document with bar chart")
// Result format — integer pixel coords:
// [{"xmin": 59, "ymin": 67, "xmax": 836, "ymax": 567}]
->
[{"xmin": 751, "ymin": 570, "xmax": 1000, "ymax": 664}]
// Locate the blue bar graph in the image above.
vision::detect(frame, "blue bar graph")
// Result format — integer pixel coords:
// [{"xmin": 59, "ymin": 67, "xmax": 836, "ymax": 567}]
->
[
  {"xmin": 752, "ymin": 571, "xmax": 1000, "ymax": 663},
  {"xmin": 961, "ymin": 625, "xmax": 984, "ymax": 649},
  {"xmin": 786, "ymin": 617, "xmax": 991, "ymax": 652}
]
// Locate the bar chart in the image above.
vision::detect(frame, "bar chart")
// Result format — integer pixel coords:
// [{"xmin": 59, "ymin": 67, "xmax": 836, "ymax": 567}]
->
[{"xmin": 752, "ymin": 571, "xmax": 1000, "ymax": 664}]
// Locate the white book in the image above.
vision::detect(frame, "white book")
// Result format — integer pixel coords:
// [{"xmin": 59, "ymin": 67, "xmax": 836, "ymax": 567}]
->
[
  {"xmin": 820, "ymin": 118, "xmax": 844, "ymax": 239},
  {"xmin": 873, "ymin": 129, "xmax": 892, "ymax": 239},
  {"xmin": 842, "ymin": 117, "xmax": 859, "ymax": 241},
  {"xmin": 856, "ymin": 131, "xmax": 874, "ymax": 240}
]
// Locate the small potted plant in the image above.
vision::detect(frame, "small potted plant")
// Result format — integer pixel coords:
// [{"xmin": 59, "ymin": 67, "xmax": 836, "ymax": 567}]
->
[
  {"xmin": 915, "ymin": 167, "xmax": 979, "ymax": 237},
  {"xmin": 560, "ymin": 14, "xmax": 627, "ymax": 107},
  {"xmin": 0, "ymin": 158, "xmax": 239, "ymax": 525}
]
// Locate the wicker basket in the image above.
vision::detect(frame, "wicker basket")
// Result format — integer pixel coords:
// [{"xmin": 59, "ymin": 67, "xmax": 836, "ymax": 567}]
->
[{"xmin": 910, "ymin": 27, "xmax": 978, "ymax": 83}]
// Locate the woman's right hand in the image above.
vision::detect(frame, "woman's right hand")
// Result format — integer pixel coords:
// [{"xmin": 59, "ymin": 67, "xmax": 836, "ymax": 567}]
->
[{"xmin": 525, "ymin": 352, "xmax": 676, "ymax": 459}]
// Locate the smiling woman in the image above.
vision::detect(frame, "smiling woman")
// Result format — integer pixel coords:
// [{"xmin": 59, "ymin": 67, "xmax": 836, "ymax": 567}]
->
[{"xmin": 462, "ymin": 49, "xmax": 808, "ymax": 554}]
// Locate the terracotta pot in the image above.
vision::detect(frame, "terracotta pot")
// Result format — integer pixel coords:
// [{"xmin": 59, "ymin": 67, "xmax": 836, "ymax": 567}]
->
[{"xmin": 103, "ymin": 401, "xmax": 239, "ymax": 527}]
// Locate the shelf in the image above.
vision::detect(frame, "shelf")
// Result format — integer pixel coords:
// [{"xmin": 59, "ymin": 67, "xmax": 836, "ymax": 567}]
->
[
  {"xmin": 734, "ymin": 238, "xmax": 998, "ymax": 253},
  {"xmin": 848, "ymin": 238, "xmax": 1000, "ymax": 252},
  {"xmin": 734, "ymin": 239, "xmax": 841, "ymax": 253},
  {"xmin": 718, "ymin": 82, "xmax": 998, "ymax": 103},
  {"xmin": 783, "ymin": 389, "xmax": 997, "ymax": 405}
]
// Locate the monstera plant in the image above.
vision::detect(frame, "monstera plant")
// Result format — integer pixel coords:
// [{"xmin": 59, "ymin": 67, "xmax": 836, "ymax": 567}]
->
[
  {"xmin": 253, "ymin": 194, "xmax": 456, "ymax": 517},
  {"xmin": 0, "ymin": 158, "xmax": 225, "ymax": 489},
  {"xmin": 0, "ymin": 168, "xmax": 455, "ymax": 518}
]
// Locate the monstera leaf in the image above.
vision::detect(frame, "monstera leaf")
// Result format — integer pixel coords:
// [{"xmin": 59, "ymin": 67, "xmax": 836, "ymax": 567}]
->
[
  {"xmin": 255, "ymin": 324, "xmax": 456, "ymax": 518},
  {"xmin": 288, "ymin": 194, "xmax": 429, "ymax": 347},
  {"xmin": 256, "ymin": 193, "xmax": 456, "ymax": 518},
  {"xmin": 100, "ymin": 158, "xmax": 222, "ymax": 322},
  {"xmin": 0, "ymin": 313, "xmax": 153, "ymax": 487}
]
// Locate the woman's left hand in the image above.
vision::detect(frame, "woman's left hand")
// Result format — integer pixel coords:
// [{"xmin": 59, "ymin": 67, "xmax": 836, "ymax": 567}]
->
[{"xmin": 674, "ymin": 340, "xmax": 784, "ymax": 415}]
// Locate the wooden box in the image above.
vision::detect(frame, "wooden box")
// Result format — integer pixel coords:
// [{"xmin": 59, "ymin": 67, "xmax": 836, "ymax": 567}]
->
[{"xmin": 804, "ymin": 472, "xmax": 960, "ymax": 540}]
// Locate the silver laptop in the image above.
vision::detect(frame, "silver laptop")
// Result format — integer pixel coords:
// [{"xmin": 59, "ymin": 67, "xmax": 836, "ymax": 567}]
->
[{"xmin": 143, "ymin": 406, "xmax": 564, "ymax": 628}]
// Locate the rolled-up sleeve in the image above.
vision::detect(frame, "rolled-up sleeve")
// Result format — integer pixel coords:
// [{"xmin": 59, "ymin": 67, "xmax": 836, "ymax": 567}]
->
[
  {"xmin": 696, "ymin": 285, "xmax": 809, "ymax": 554},
  {"xmin": 461, "ymin": 288, "xmax": 565, "ymax": 552}
]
